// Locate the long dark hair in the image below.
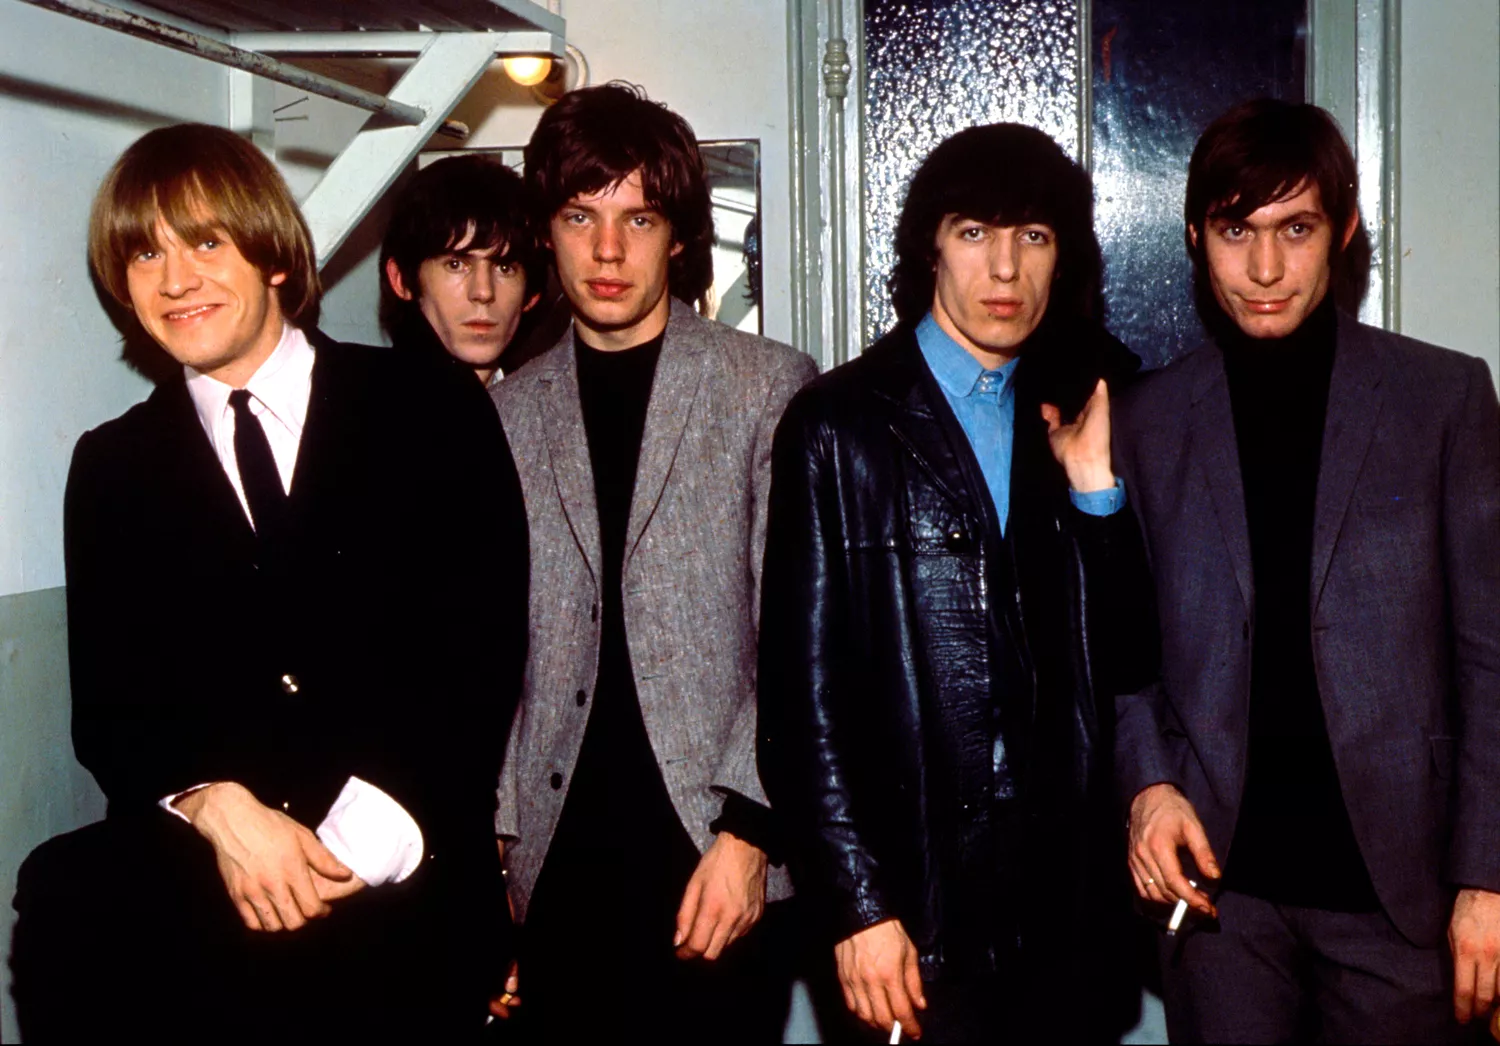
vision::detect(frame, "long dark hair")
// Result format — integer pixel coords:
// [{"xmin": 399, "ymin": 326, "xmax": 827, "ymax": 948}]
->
[
  {"xmin": 888, "ymin": 123, "xmax": 1103, "ymax": 329},
  {"xmin": 525, "ymin": 82, "xmax": 714, "ymax": 307}
]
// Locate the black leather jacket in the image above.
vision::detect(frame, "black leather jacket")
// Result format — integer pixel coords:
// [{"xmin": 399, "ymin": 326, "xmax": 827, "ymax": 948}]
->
[{"xmin": 758, "ymin": 326, "xmax": 1153, "ymax": 984}]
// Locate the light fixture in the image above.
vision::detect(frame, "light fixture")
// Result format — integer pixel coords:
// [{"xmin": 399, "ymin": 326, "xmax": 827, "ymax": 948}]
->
[{"xmin": 503, "ymin": 55, "xmax": 551, "ymax": 87}]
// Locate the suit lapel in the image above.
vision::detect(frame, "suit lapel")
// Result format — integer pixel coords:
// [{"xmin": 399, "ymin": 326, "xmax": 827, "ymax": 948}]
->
[
  {"xmin": 1189, "ymin": 350, "xmax": 1255, "ymax": 612},
  {"xmin": 152, "ymin": 378, "xmax": 260, "ymax": 566},
  {"xmin": 284, "ymin": 336, "xmax": 342, "ymax": 530},
  {"xmin": 537, "ymin": 342, "xmax": 604, "ymax": 585},
  {"xmin": 624, "ymin": 302, "xmax": 709, "ymax": 567},
  {"xmin": 1310, "ymin": 320, "xmax": 1385, "ymax": 611}
]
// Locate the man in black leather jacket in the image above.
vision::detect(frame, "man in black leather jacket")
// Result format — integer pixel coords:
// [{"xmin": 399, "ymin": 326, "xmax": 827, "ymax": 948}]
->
[{"xmin": 759, "ymin": 124, "xmax": 1154, "ymax": 1042}]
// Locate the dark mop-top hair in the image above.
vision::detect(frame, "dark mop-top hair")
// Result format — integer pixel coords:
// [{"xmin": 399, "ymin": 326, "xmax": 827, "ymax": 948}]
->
[
  {"xmin": 378, "ymin": 154, "xmax": 546, "ymax": 342},
  {"xmin": 525, "ymin": 82, "xmax": 714, "ymax": 308},
  {"xmin": 888, "ymin": 122, "xmax": 1103, "ymax": 328},
  {"xmin": 1184, "ymin": 99, "xmax": 1366, "ymax": 317}
]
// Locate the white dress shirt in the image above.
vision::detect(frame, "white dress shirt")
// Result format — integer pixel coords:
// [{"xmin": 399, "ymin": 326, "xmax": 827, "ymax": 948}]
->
[{"xmin": 159, "ymin": 323, "xmax": 423, "ymax": 887}]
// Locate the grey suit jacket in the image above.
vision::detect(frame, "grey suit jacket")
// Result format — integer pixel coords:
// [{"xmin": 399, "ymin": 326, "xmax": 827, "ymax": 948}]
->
[
  {"xmin": 1113, "ymin": 316, "xmax": 1500, "ymax": 946},
  {"xmin": 490, "ymin": 299, "xmax": 818, "ymax": 918}
]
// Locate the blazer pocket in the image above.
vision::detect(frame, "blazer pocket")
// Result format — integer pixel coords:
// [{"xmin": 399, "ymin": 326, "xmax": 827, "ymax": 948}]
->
[{"xmin": 1430, "ymin": 735, "xmax": 1457, "ymax": 780}]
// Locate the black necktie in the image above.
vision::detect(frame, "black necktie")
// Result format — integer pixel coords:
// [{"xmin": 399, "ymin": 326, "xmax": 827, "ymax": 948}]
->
[{"xmin": 229, "ymin": 389, "xmax": 288, "ymax": 536}]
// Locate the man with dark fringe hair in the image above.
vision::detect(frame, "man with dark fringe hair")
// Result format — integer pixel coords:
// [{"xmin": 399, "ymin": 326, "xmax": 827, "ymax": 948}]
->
[
  {"xmin": 888, "ymin": 124, "xmax": 1105, "ymax": 328},
  {"xmin": 1114, "ymin": 99, "xmax": 1500, "ymax": 1042},
  {"xmin": 759, "ymin": 122, "xmax": 1153, "ymax": 1041},
  {"xmin": 380, "ymin": 155, "xmax": 546, "ymax": 386},
  {"xmin": 11, "ymin": 123, "xmax": 529, "ymax": 1039},
  {"xmin": 524, "ymin": 81, "xmax": 715, "ymax": 312},
  {"xmin": 487, "ymin": 84, "xmax": 818, "ymax": 1039}
]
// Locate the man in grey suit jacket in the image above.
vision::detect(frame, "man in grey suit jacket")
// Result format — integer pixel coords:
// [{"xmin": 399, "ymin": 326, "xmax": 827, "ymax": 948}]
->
[
  {"xmin": 488, "ymin": 85, "xmax": 817, "ymax": 1040},
  {"xmin": 1115, "ymin": 99, "xmax": 1500, "ymax": 1043}
]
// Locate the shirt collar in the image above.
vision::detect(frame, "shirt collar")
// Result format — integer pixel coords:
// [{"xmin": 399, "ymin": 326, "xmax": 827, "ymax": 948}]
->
[
  {"xmin": 185, "ymin": 323, "xmax": 315, "ymax": 438},
  {"xmin": 915, "ymin": 311, "xmax": 1018, "ymax": 399}
]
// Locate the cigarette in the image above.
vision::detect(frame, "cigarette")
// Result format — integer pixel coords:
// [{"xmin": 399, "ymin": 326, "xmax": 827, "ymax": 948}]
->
[
  {"xmin": 890, "ymin": 1019, "xmax": 902, "ymax": 1044},
  {"xmin": 1165, "ymin": 879, "xmax": 1198, "ymax": 937}
]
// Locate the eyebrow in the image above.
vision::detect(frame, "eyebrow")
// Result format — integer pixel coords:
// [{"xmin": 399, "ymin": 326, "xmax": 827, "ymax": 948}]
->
[
  {"xmin": 561, "ymin": 201, "xmax": 660, "ymax": 217},
  {"xmin": 1213, "ymin": 210, "xmax": 1326, "ymax": 228}
]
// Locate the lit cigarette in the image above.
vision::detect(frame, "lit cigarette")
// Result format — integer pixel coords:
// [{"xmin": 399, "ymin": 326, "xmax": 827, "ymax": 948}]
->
[
  {"xmin": 890, "ymin": 1019, "xmax": 902, "ymax": 1044},
  {"xmin": 1165, "ymin": 879, "xmax": 1198, "ymax": 937}
]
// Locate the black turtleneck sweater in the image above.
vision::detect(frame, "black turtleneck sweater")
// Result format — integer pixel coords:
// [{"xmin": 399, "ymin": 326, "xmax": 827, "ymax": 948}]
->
[
  {"xmin": 527, "ymin": 331, "xmax": 702, "ymax": 943},
  {"xmin": 1219, "ymin": 301, "xmax": 1378, "ymax": 912}
]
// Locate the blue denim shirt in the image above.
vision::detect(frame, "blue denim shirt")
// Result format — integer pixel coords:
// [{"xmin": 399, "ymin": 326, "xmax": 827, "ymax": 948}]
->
[{"xmin": 916, "ymin": 312, "xmax": 1124, "ymax": 536}]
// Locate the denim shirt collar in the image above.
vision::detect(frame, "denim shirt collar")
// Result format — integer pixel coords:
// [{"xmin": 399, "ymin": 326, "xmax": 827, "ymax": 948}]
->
[{"xmin": 915, "ymin": 311, "xmax": 1019, "ymax": 399}]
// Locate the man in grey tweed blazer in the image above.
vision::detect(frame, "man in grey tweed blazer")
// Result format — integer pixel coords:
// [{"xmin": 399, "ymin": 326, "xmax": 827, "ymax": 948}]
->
[{"xmin": 488, "ymin": 85, "xmax": 817, "ymax": 1040}]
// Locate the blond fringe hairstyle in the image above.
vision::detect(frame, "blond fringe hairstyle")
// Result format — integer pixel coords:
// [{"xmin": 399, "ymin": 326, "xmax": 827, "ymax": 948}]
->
[{"xmin": 88, "ymin": 123, "xmax": 320, "ymax": 324}]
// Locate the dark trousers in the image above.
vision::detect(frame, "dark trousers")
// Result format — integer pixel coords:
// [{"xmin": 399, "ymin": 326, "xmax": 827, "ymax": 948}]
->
[
  {"xmin": 11, "ymin": 816, "xmax": 495, "ymax": 1042},
  {"xmin": 1159, "ymin": 888, "xmax": 1460, "ymax": 1044},
  {"xmin": 513, "ymin": 894, "xmax": 795, "ymax": 1042}
]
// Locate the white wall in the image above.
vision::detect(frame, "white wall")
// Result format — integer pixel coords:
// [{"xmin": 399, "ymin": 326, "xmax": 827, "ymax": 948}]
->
[
  {"xmin": 1399, "ymin": 0, "xmax": 1500, "ymax": 382},
  {"xmin": 0, "ymin": 0, "xmax": 225, "ymax": 599},
  {"xmin": 0, "ymin": 2, "xmax": 228, "ymax": 1037}
]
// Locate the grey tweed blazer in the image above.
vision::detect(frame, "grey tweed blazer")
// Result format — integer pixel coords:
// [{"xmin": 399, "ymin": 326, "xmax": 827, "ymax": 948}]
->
[{"xmin": 491, "ymin": 299, "xmax": 817, "ymax": 919}]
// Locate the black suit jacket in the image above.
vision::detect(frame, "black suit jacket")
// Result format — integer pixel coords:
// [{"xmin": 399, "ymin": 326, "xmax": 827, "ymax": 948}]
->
[
  {"xmin": 1113, "ymin": 316, "xmax": 1500, "ymax": 946},
  {"xmin": 63, "ymin": 331, "xmax": 528, "ymax": 984}
]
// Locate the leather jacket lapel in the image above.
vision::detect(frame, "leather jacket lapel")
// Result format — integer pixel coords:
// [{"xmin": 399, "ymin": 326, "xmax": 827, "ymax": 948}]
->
[
  {"xmin": 876, "ymin": 334, "xmax": 986, "ymax": 524},
  {"xmin": 1190, "ymin": 350, "xmax": 1255, "ymax": 612},
  {"xmin": 1311, "ymin": 320, "xmax": 1385, "ymax": 612}
]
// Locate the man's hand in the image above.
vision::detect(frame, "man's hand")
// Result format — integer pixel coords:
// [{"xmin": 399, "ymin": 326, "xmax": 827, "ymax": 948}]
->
[
  {"xmin": 1451, "ymin": 887, "xmax": 1500, "ymax": 1024},
  {"xmin": 835, "ymin": 918, "xmax": 927, "ymax": 1039},
  {"xmin": 1128, "ymin": 782, "xmax": 1220, "ymax": 916},
  {"xmin": 673, "ymin": 831, "xmax": 768, "ymax": 961},
  {"xmin": 489, "ymin": 838, "xmax": 522, "ymax": 1020},
  {"xmin": 174, "ymin": 781, "xmax": 360, "ymax": 932},
  {"xmin": 1042, "ymin": 378, "xmax": 1116, "ymax": 494}
]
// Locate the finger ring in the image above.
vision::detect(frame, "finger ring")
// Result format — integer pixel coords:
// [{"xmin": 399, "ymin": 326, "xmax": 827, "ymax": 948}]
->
[
  {"xmin": 1146, "ymin": 877, "xmax": 1156, "ymax": 885},
  {"xmin": 499, "ymin": 993, "xmax": 515, "ymax": 1004}
]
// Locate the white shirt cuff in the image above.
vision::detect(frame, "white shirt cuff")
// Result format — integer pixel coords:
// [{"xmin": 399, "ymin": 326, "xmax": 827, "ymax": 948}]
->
[
  {"xmin": 158, "ymin": 783, "xmax": 214, "ymax": 823},
  {"xmin": 316, "ymin": 776, "xmax": 425, "ymax": 886}
]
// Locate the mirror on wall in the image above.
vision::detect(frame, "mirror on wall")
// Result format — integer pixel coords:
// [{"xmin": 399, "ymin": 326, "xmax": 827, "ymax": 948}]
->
[{"xmin": 700, "ymin": 140, "xmax": 763, "ymax": 336}]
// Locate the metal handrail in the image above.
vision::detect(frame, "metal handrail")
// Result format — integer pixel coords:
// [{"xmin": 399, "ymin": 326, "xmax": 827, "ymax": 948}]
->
[{"xmin": 17, "ymin": 0, "xmax": 428, "ymax": 126}]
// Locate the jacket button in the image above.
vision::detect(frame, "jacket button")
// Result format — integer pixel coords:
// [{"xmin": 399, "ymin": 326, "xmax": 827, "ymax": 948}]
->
[
  {"xmin": 549, "ymin": 772, "xmax": 563, "ymax": 790},
  {"xmin": 575, "ymin": 689, "xmax": 587, "ymax": 707},
  {"xmin": 280, "ymin": 673, "xmax": 300, "ymax": 695}
]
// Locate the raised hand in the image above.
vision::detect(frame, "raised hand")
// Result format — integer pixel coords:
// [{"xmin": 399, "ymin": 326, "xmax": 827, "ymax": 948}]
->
[{"xmin": 1041, "ymin": 378, "xmax": 1116, "ymax": 494}]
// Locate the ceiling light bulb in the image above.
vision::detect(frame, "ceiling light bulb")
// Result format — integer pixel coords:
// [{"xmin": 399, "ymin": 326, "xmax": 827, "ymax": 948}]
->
[{"xmin": 503, "ymin": 55, "xmax": 551, "ymax": 87}]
